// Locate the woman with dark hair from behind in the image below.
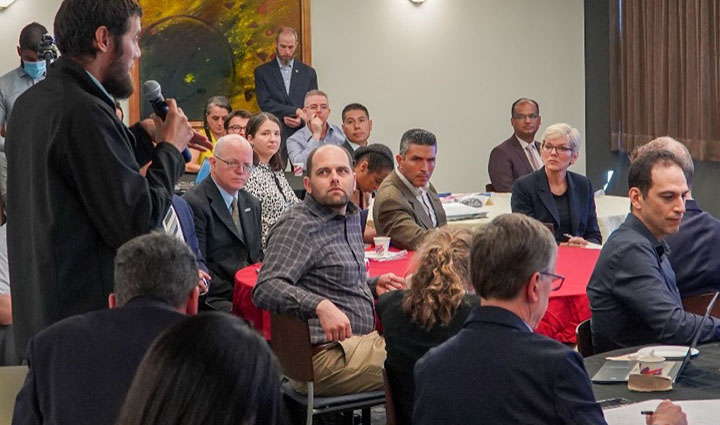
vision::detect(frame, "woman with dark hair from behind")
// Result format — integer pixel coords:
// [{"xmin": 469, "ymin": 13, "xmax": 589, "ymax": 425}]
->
[
  {"xmin": 115, "ymin": 313, "xmax": 284, "ymax": 425},
  {"xmin": 377, "ymin": 227, "xmax": 480, "ymax": 425},
  {"xmin": 244, "ymin": 112, "xmax": 300, "ymax": 246},
  {"xmin": 352, "ymin": 144, "xmax": 393, "ymax": 242}
]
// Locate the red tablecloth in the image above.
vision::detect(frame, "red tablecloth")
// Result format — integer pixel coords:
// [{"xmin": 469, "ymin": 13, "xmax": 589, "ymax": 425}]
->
[
  {"xmin": 234, "ymin": 246, "xmax": 598, "ymax": 343},
  {"xmin": 233, "ymin": 252, "xmax": 415, "ymax": 340}
]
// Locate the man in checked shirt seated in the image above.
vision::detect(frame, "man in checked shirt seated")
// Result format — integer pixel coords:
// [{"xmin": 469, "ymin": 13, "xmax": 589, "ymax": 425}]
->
[{"xmin": 252, "ymin": 144, "xmax": 405, "ymax": 396}]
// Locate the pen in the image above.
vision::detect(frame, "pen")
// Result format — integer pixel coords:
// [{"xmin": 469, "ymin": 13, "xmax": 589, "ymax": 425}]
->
[
  {"xmin": 563, "ymin": 233, "xmax": 574, "ymax": 239},
  {"xmin": 640, "ymin": 410, "xmax": 654, "ymax": 416}
]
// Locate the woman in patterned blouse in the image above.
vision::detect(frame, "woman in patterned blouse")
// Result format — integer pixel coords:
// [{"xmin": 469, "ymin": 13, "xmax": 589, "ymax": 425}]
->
[{"xmin": 244, "ymin": 112, "xmax": 299, "ymax": 246}]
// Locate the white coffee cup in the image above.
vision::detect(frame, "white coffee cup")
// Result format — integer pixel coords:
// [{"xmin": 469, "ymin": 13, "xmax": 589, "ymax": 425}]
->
[
  {"xmin": 374, "ymin": 236, "xmax": 391, "ymax": 257},
  {"xmin": 292, "ymin": 163, "xmax": 303, "ymax": 176}
]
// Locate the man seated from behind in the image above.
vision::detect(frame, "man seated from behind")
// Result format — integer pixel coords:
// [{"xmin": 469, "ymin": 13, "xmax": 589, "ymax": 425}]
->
[
  {"xmin": 588, "ymin": 150, "xmax": 720, "ymax": 353},
  {"xmin": 252, "ymin": 145, "xmax": 404, "ymax": 396},
  {"xmin": 413, "ymin": 213, "xmax": 686, "ymax": 425},
  {"xmin": 632, "ymin": 137, "xmax": 720, "ymax": 298},
  {"xmin": 373, "ymin": 128, "xmax": 447, "ymax": 250},
  {"xmin": 12, "ymin": 233, "xmax": 199, "ymax": 425},
  {"xmin": 183, "ymin": 135, "xmax": 263, "ymax": 312}
]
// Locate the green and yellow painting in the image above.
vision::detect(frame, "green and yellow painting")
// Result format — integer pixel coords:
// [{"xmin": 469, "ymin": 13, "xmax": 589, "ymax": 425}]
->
[{"xmin": 138, "ymin": 0, "xmax": 302, "ymax": 119}]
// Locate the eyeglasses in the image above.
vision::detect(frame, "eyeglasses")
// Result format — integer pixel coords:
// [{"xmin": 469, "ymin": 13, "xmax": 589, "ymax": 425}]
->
[
  {"xmin": 540, "ymin": 271, "xmax": 565, "ymax": 291},
  {"xmin": 512, "ymin": 113, "xmax": 540, "ymax": 120},
  {"xmin": 227, "ymin": 125, "xmax": 246, "ymax": 133},
  {"xmin": 306, "ymin": 104, "xmax": 329, "ymax": 111},
  {"xmin": 541, "ymin": 143, "xmax": 573, "ymax": 154},
  {"xmin": 214, "ymin": 156, "xmax": 253, "ymax": 173}
]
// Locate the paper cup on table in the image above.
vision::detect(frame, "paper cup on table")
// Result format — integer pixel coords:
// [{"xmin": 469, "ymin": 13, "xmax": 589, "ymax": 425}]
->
[
  {"xmin": 374, "ymin": 236, "xmax": 391, "ymax": 257},
  {"xmin": 292, "ymin": 162, "xmax": 304, "ymax": 176}
]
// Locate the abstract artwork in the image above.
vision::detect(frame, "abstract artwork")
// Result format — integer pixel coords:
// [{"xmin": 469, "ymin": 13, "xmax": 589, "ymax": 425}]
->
[{"xmin": 132, "ymin": 0, "xmax": 308, "ymax": 121}]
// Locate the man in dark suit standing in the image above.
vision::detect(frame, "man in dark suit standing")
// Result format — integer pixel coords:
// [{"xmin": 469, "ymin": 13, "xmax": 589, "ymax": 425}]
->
[
  {"xmin": 413, "ymin": 213, "xmax": 685, "ymax": 425},
  {"xmin": 254, "ymin": 26, "xmax": 318, "ymax": 164},
  {"xmin": 487, "ymin": 98, "xmax": 542, "ymax": 192},
  {"xmin": 183, "ymin": 135, "xmax": 263, "ymax": 312},
  {"xmin": 12, "ymin": 233, "xmax": 199, "ymax": 425}
]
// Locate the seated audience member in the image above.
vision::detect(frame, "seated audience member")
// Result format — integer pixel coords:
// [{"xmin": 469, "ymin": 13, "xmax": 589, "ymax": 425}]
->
[
  {"xmin": 488, "ymin": 98, "xmax": 542, "ymax": 192},
  {"xmin": 183, "ymin": 135, "xmax": 263, "ymax": 312},
  {"xmin": 413, "ymin": 214, "xmax": 686, "ymax": 425},
  {"xmin": 116, "ymin": 313, "xmax": 282, "ymax": 425},
  {"xmin": 0, "ymin": 224, "xmax": 15, "ymax": 366},
  {"xmin": 588, "ymin": 150, "xmax": 720, "ymax": 353},
  {"xmin": 244, "ymin": 112, "xmax": 299, "ymax": 246},
  {"xmin": 224, "ymin": 108, "xmax": 252, "ymax": 138},
  {"xmin": 632, "ymin": 137, "xmax": 720, "ymax": 297},
  {"xmin": 12, "ymin": 233, "xmax": 199, "ymax": 425},
  {"xmin": 252, "ymin": 145, "xmax": 405, "ymax": 396},
  {"xmin": 373, "ymin": 129, "xmax": 447, "ymax": 250},
  {"xmin": 286, "ymin": 90, "xmax": 345, "ymax": 167},
  {"xmin": 341, "ymin": 103, "xmax": 373, "ymax": 156},
  {"xmin": 187, "ymin": 96, "xmax": 232, "ymax": 173},
  {"xmin": 377, "ymin": 227, "xmax": 479, "ymax": 425},
  {"xmin": 511, "ymin": 123, "xmax": 601, "ymax": 245},
  {"xmin": 353, "ymin": 144, "xmax": 394, "ymax": 242}
]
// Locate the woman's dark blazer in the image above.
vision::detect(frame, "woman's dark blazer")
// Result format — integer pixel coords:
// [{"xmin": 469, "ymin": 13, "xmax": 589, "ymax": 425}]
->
[{"xmin": 511, "ymin": 167, "xmax": 602, "ymax": 244}]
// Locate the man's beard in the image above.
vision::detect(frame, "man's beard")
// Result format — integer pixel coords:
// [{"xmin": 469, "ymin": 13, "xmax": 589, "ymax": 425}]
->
[{"xmin": 103, "ymin": 46, "xmax": 133, "ymax": 99}]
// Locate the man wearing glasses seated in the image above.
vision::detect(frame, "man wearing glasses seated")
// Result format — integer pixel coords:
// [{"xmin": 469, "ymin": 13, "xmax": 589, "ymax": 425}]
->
[
  {"xmin": 414, "ymin": 214, "xmax": 686, "ymax": 425},
  {"xmin": 487, "ymin": 98, "xmax": 543, "ymax": 192},
  {"xmin": 183, "ymin": 135, "xmax": 263, "ymax": 312},
  {"xmin": 286, "ymin": 90, "xmax": 346, "ymax": 167}
]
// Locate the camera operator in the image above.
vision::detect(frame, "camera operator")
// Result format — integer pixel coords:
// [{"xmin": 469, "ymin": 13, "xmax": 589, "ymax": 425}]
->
[
  {"xmin": 0, "ymin": 22, "xmax": 50, "ymax": 211},
  {"xmin": 5, "ymin": 0, "xmax": 212, "ymax": 360}
]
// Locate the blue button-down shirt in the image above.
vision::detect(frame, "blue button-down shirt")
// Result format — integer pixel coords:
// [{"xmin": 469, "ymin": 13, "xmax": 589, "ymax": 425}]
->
[
  {"xmin": 0, "ymin": 66, "xmax": 44, "ymax": 150},
  {"xmin": 276, "ymin": 57, "xmax": 294, "ymax": 95},
  {"xmin": 286, "ymin": 123, "xmax": 346, "ymax": 167},
  {"xmin": 587, "ymin": 213, "xmax": 720, "ymax": 353}
]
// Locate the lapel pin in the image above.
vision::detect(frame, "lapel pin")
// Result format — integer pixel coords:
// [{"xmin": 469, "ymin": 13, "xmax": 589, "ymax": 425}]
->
[{"xmin": 244, "ymin": 208, "xmax": 251, "ymax": 212}]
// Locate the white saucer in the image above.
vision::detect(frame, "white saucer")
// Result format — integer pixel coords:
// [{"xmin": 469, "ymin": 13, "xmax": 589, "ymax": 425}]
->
[{"xmin": 637, "ymin": 345, "xmax": 699, "ymax": 359}]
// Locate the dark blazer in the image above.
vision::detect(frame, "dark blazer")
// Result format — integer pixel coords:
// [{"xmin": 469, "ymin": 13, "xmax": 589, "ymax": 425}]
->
[
  {"xmin": 171, "ymin": 195, "xmax": 208, "ymax": 273},
  {"xmin": 511, "ymin": 168, "xmax": 602, "ymax": 244},
  {"xmin": 377, "ymin": 291, "xmax": 480, "ymax": 425},
  {"xmin": 488, "ymin": 134, "xmax": 539, "ymax": 192},
  {"xmin": 5, "ymin": 56, "xmax": 183, "ymax": 358},
  {"xmin": 254, "ymin": 58, "xmax": 318, "ymax": 154},
  {"xmin": 182, "ymin": 177, "xmax": 263, "ymax": 312},
  {"xmin": 413, "ymin": 306, "xmax": 606, "ymax": 425},
  {"xmin": 665, "ymin": 199, "xmax": 720, "ymax": 297},
  {"xmin": 373, "ymin": 170, "xmax": 447, "ymax": 251},
  {"xmin": 12, "ymin": 297, "xmax": 185, "ymax": 425}
]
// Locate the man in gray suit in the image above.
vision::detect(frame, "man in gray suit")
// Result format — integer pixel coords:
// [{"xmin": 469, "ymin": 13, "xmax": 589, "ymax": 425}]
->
[
  {"xmin": 373, "ymin": 128, "xmax": 447, "ymax": 250},
  {"xmin": 488, "ymin": 98, "xmax": 542, "ymax": 192}
]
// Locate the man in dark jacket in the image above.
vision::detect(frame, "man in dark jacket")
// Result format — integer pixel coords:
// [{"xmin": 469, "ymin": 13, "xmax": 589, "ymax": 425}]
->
[{"xmin": 4, "ymin": 0, "xmax": 209, "ymax": 359}]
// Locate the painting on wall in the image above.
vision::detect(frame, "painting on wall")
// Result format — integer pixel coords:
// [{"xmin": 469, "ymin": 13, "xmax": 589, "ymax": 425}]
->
[{"xmin": 131, "ymin": 0, "xmax": 310, "ymax": 122}]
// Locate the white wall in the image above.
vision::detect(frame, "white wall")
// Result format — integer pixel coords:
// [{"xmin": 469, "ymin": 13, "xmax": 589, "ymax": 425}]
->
[
  {"xmin": 312, "ymin": 0, "xmax": 585, "ymax": 192},
  {"xmin": 0, "ymin": 0, "xmax": 586, "ymax": 192}
]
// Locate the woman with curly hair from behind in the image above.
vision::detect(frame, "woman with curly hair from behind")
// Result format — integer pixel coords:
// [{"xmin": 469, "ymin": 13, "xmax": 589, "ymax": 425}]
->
[{"xmin": 377, "ymin": 227, "xmax": 480, "ymax": 425}]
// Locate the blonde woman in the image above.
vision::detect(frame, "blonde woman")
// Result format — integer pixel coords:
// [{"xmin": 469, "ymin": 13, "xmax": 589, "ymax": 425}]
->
[{"xmin": 377, "ymin": 227, "xmax": 480, "ymax": 425}]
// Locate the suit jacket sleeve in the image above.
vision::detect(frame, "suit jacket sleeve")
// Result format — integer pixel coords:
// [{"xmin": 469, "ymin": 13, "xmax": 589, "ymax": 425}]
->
[
  {"xmin": 510, "ymin": 178, "xmax": 536, "ymax": 218},
  {"xmin": 127, "ymin": 122, "xmax": 154, "ymax": 167},
  {"xmin": 254, "ymin": 66, "xmax": 299, "ymax": 119},
  {"xmin": 11, "ymin": 338, "xmax": 43, "ymax": 425},
  {"xmin": 63, "ymin": 102, "xmax": 183, "ymax": 249},
  {"xmin": 552, "ymin": 350, "xmax": 607, "ymax": 424},
  {"xmin": 374, "ymin": 192, "xmax": 432, "ymax": 251},
  {"xmin": 583, "ymin": 182, "xmax": 602, "ymax": 244},
  {"xmin": 488, "ymin": 146, "xmax": 515, "ymax": 192}
]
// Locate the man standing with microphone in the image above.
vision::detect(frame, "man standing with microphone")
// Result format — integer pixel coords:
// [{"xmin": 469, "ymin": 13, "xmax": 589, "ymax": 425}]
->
[{"xmin": 4, "ymin": 0, "xmax": 210, "ymax": 359}]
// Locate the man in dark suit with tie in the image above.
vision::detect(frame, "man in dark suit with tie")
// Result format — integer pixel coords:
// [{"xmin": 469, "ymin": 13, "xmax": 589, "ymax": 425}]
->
[
  {"xmin": 487, "ymin": 98, "xmax": 542, "ymax": 192},
  {"xmin": 183, "ymin": 135, "xmax": 263, "ymax": 312},
  {"xmin": 254, "ymin": 26, "xmax": 318, "ymax": 164},
  {"xmin": 413, "ymin": 213, "xmax": 685, "ymax": 425},
  {"xmin": 12, "ymin": 233, "xmax": 200, "ymax": 425}
]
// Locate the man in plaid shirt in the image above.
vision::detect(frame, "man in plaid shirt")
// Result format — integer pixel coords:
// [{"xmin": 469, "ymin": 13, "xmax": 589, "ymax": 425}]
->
[{"xmin": 252, "ymin": 144, "xmax": 405, "ymax": 396}]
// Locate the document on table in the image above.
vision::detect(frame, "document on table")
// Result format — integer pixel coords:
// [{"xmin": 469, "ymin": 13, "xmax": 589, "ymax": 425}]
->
[
  {"xmin": 603, "ymin": 399, "xmax": 720, "ymax": 425},
  {"xmin": 442, "ymin": 202, "xmax": 488, "ymax": 221}
]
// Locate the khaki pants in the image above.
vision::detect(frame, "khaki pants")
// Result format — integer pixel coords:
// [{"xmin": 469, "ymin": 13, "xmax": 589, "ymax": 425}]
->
[{"xmin": 291, "ymin": 331, "xmax": 386, "ymax": 396}]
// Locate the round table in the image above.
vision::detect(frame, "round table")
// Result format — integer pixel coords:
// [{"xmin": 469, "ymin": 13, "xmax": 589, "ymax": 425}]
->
[{"xmin": 584, "ymin": 342, "xmax": 720, "ymax": 402}]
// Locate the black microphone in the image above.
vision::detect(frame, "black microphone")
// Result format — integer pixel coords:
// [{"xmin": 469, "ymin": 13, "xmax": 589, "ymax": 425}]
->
[{"xmin": 142, "ymin": 80, "xmax": 192, "ymax": 162}]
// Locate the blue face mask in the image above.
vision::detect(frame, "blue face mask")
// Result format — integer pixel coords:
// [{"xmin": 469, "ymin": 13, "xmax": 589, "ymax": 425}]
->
[{"xmin": 22, "ymin": 60, "xmax": 46, "ymax": 80}]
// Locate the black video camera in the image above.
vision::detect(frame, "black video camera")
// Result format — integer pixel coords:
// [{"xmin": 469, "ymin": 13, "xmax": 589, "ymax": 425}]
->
[{"xmin": 38, "ymin": 34, "xmax": 58, "ymax": 64}]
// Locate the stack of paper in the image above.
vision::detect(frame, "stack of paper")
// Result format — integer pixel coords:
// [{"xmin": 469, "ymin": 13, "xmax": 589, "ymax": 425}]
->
[{"xmin": 442, "ymin": 202, "xmax": 488, "ymax": 221}]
